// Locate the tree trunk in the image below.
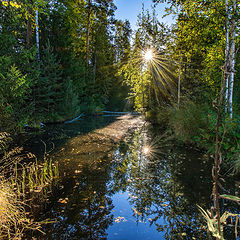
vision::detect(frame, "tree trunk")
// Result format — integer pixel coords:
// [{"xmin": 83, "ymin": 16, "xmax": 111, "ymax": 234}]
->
[
  {"xmin": 178, "ymin": 51, "xmax": 181, "ymax": 108},
  {"xmin": 93, "ymin": 53, "xmax": 96, "ymax": 84},
  {"xmin": 86, "ymin": 0, "xmax": 92, "ymax": 68},
  {"xmin": 229, "ymin": 0, "xmax": 236, "ymax": 118},
  {"xmin": 36, "ymin": 9, "xmax": 40, "ymax": 62},
  {"xmin": 225, "ymin": 0, "xmax": 230, "ymax": 113}
]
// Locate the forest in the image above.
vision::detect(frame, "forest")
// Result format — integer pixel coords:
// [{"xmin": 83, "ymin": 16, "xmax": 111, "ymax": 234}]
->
[{"xmin": 0, "ymin": 0, "xmax": 240, "ymax": 239}]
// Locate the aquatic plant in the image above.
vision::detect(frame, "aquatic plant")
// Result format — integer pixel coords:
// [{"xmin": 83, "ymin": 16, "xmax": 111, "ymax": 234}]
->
[{"xmin": 11, "ymin": 158, "xmax": 59, "ymax": 198}]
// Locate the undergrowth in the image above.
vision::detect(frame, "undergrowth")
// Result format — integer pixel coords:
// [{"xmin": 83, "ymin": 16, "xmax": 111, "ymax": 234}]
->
[{"xmin": 149, "ymin": 101, "xmax": 240, "ymax": 173}]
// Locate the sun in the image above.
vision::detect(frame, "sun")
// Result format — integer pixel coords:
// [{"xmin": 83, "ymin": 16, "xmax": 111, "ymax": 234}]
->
[
  {"xmin": 144, "ymin": 49, "xmax": 154, "ymax": 62},
  {"xmin": 143, "ymin": 146, "xmax": 151, "ymax": 155}
]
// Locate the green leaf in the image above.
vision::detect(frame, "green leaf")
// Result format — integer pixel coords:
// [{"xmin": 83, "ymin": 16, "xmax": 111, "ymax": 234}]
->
[{"xmin": 220, "ymin": 195, "xmax": 240, "ymax": 202}]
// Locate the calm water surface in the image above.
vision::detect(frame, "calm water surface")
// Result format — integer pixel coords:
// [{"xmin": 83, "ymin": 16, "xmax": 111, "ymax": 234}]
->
[{"xmin": 27, "ymin": 116, "xmax": 238, "ymax": 240}]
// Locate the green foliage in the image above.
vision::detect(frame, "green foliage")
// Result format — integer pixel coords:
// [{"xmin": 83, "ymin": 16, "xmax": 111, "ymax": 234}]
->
[
  {"xmin": 163, "ymin": 0, "xmax": 229, "ymax": 104},
  {"xmin": 0, "ymin": 63, "xmax": 32, "ymax": 130},
  {"xmin": 0, "ymin": 0, "xmax": 131, "ymax": 129},
  {"xmin": 195, "ymin": 113, "xmax": 240, "ymax": 169},
  {"xmin": 63, "ymin": 78, "xmax": 81, "ymax": 118},
  {"xmin": 119, "ymin": 6, "xmax": 176, "ymax": 112},
  {"xmin": 38, "ymin": 0, "xmax": 124, "ymax": 118},
  {"xmin": 169, "ymin": 102, "xmax": 209, "ymax": 143},
  {"xmin": 114, "ymin": 20, "xmax": 132, "ymax": 62},
  {"xmin": 146, "ymin": 105, "xmax": 173, "ymax": 128},
  {"xmin": 153, "ymin": 101, "xmax": 240, "ymax": 172},
  {"xmin": 35, "ymin": 41, "xmax": 64, "ymax": 121}
]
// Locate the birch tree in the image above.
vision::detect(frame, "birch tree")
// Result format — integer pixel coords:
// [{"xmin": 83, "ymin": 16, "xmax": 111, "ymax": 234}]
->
[
  {"xmin": 224, "ymin": 0, "xmax": 238, "ymax": 118},
  {"xmin": 86, "ymin": 0, "xmax": 92, "ymax": 68},
  {"xmin": 228, "ymin": 0, "xmax": 237, "ymax": 118},
  {"xmin": 225, "ymin": 0, "xmax": 230, "ymax": 113},
  {"xmin": 36, "ymin": 8, "xmax": 40, "ymax": 61}
]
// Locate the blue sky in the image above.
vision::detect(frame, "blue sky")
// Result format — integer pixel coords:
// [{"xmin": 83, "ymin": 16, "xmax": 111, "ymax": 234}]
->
[{"xmin": 114, "ymin": 0, "xmax": 174, "ymax": 30}]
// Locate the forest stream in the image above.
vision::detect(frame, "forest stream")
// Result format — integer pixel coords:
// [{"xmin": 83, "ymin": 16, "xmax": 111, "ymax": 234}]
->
[{"xmin": 25, "ymin": 115, "xmax": 238, "ymax": 240}]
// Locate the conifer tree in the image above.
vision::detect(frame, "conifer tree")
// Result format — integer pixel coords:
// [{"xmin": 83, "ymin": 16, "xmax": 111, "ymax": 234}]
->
[{"xmin": 35, "ymin": 41, "xmax": 64, "ymax": 121}]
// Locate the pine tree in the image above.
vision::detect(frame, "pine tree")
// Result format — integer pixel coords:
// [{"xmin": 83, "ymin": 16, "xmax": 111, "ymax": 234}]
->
[{"xmin": 35, "ymin": 40, "xmax": 64, "ymax": 121}]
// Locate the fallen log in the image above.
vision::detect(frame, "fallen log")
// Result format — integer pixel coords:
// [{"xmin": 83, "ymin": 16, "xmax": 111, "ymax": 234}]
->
[
  {"xmin": 64, "ymin": 113, "xmax": 84, "ymax": 124},
  {"xmin": 102, "ymin": 111, "xmax": 139, "ymax": 115}
]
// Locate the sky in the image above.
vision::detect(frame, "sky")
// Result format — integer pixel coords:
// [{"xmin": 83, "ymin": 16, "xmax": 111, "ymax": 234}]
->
[{"xmin": 114, "ymin": 0, "xmax": 174, "ymax": 30}]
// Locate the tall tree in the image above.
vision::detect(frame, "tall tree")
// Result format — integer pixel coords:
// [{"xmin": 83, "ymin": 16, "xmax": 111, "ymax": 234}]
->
[{"xmin": 119, "ymin": 6, "xmax": 174, "ymax": 112}]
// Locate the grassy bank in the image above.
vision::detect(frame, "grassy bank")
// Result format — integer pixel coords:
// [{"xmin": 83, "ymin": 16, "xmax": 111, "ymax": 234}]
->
[{"xmin": 0, "ymin": 132, "xmax": 58, "ymax": 239}]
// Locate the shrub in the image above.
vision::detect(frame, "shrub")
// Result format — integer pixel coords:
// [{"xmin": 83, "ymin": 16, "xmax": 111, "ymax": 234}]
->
[
  {"xmin": 169, "ymin": 102, "xmax": 209, "ymax": 143},
  {"xmin": 155, "ymin": 106, "xmax": 173, "ymax": 128},
  {"xmin": 146, "ymin": 105, "xmax": 173, "ymax": 128}
]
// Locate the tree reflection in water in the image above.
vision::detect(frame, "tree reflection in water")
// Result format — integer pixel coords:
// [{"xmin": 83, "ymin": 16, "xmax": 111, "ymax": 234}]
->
[
  {"xmin": 37, "ymin": 123, "xmax": 228, "ymax": 239},
  {"xmin": 110, "ymin": 126, "xmax": 213, "ymax": 239},
  {"xmin": 41, "ymin": 162, "xmax": 114, "ymax": 240}
]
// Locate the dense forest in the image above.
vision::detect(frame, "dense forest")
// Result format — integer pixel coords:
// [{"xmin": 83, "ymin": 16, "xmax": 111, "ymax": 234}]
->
[
  {"xmin": 1, "ymin": 0, "xmax": 239, "ymax": 132},
  {"xmin": 0, "ymin": 0, "xmax": 240, "ymax": 239},
  {"xmin": 0, "ymin": 0, "xmax": 132, "ymax": 131}
]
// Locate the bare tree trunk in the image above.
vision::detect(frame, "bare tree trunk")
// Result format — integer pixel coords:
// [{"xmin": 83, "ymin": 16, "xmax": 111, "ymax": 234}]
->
[
  {"xmin": 36, "ymin": 9, "xmax": 40, "ymax": 62},
  {"xmin": 213, "ymin": 64, "xmax": 229, "ymax": 240},
  {"xmin": 178, "ymin": 51, "xmax": 181, "ymax": 108},
  {"xmin": 86, "ymin": 0, "xmax": 92, "ymax": 68},
  {"xmin": 229, "ymin": 0, "xmax": 236, "ymax": 118},
  {"xmin": 225, "ymin": 0, "xmax": 230, "ymax": 113}
]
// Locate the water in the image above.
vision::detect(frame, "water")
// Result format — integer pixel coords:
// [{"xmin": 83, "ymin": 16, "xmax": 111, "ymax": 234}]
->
[{"xmin": 26, "ymin": 116, "xmax": 238, "ymax": 240}]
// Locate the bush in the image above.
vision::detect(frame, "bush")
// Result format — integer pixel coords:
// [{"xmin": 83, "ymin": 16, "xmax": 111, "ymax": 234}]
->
[
  {"xmin": 155, "ymin": 106, "xmax": 173, "ymax": 128},
  {"xmin": 146, "ymin": 102, "xmax": 240, "ymax": 173},
  {"xmin": 146, "ymin": 105, "xmax": 173, "ymax": 127},
  {"xmin": 169, "ymin": 102, "xmax": 209, "ymax": 143}
]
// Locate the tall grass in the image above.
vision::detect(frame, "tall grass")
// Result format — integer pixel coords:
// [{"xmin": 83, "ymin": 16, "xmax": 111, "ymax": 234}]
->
[
  {"xmin": 0, "ymin": 181, "xmax": 24, "ymax": 239},
  {"xmin": 0, "ymin": 132, "xmax": 59, "ymax": 239},
  {"xmin": 0, "ymin": 132, "xmax": 12, "ymax": 153},
  {"xmin": 11, "ymin": 159, "xmax": 59, "ymax": 198}
]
